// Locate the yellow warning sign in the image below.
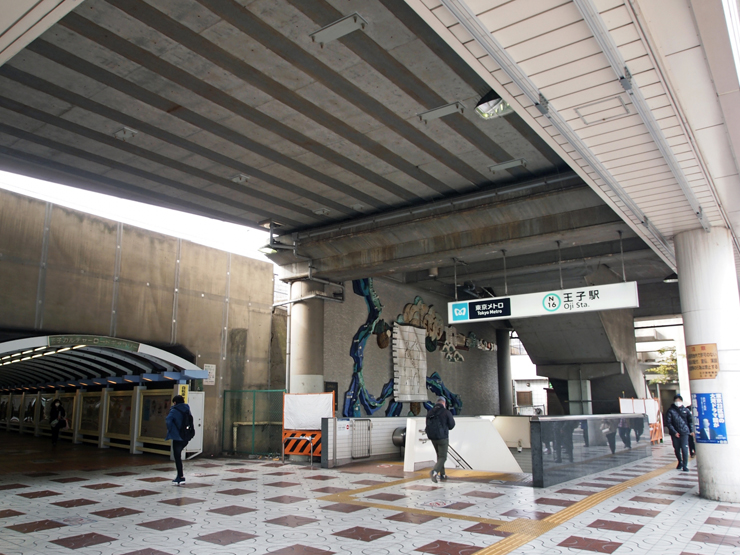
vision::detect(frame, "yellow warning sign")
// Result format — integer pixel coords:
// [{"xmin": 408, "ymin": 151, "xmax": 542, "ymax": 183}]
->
[{"xmin": 687, "ymin": 343, "xmax": 719, "ymax": 380}]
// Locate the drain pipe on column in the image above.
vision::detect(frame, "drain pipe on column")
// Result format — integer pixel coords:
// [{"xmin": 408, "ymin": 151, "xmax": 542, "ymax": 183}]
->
[{"xmin": 285, "ymin": 302, "xmax": 291, "ymax": 393}]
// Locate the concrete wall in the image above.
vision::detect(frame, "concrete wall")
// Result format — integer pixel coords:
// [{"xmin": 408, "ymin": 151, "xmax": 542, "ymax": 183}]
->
[
  {"xmin": 0, "ymin": 189, "xmax": 275, "ymax": 455},
  {"xmin": 323, "ymin": 278, "xmax": 500, "ymax": 417}
]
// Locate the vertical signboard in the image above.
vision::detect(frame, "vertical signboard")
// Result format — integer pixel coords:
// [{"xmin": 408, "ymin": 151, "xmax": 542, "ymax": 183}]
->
[
  {"xmin": 177, "ymin": 384, "xmax": 189, "ymax": 404},
  {"xmin": 692, "ymin": 393, "xmax": 728, "ymax": 444},
  {"xmin": 203, "ymin": 364, "xmax": 216, "ymax": 386}
]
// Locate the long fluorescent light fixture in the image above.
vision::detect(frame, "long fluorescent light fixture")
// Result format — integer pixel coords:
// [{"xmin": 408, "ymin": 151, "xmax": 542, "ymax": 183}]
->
[
  {"xmin": 417, "ymin": 102, "xmax": 464, "ymax": 123},
  {"xmin": 309, "ymin": 13, "xmax": 367, "ymax": 47},
  {"xmin": 489, "ymin": 159, "xmax": 526, "ymax": 173}
]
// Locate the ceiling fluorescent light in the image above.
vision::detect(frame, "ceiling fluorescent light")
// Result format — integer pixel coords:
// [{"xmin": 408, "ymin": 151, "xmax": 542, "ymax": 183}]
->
[
  {"xmin": 489, "ymin": 159, "xmax": 526, "ymax": 173},
  {"xmin": 663, "ymin": 272, "xmax": 678, "ymax": 284},
  {"xmin": 475, "ymin": 90, "xmax": 514, "ymax": 120},
  {"xmin": 310, "ymin": 13, "xmax": 368, "ymax": 47},
  {"xmin": 417, "ymin": 102, "xmax": 464, "ymax": 124}
]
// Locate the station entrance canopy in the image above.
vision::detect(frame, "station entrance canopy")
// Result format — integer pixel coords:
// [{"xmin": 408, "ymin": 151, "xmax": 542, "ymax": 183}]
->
[{"xmin": 0, "ymin": 334, "xmax": 207, "ymax": 391}]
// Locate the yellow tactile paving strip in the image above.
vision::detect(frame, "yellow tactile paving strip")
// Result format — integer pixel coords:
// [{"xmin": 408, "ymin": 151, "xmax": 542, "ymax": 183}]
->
[{"xmin": 321, "ymin": 461, "xmax": 678, "ymax": 555}]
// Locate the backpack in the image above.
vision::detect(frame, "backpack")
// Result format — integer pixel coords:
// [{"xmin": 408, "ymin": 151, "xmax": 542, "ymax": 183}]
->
[{"xmin": 180, "ymin": 410, "xmax": 196, "ymax": 444}]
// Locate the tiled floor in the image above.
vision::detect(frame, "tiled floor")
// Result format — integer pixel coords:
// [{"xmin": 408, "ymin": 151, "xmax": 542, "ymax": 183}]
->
[{"xmin": 1, "ymin": 433, "xmax": 740, "ymax": 555}]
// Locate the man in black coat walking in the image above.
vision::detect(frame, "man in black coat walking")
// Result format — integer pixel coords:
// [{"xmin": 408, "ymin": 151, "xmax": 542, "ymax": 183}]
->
[
  {"xmin": 666, "ymin": 394, "xmax": 693, "ymax": 471},
  {"xmin": 425, "ymin": 397, "xmax": 455, "ymax": 483}
]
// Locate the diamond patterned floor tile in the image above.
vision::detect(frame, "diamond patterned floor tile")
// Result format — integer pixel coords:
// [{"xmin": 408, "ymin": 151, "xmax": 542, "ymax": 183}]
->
[
  {"xmin": 159, "ymin": 497, "xmax": 204, "ymax": 506},
  {"xmin": 6, "ymin": 519, "xmax": 67, "ymax": 533},
  {"xmin": 386, "ymin": 512, "xmax": 438, "ymax": 524},
  {"xmin": 195, "ymin": 529, "xmax": 257, "ymax": 545},
  {"xmin": 265, "ymin": 515, "xmax": 319, "ymax": 527},
  {"xmin": 138, "ymin": 518, "xmax": 193, "ymax": 531},
  {"xmin": 208, "ymin": 505, "xmax": 257, "ymax": 516},
  {"xmin": 333, "ymin": 526, "xmax": 393, "ymax": 542},
  {"xmin": 415, "ymin": 540, "xmax": 481, "ymax": 555},
  {"xmin": 52, "ymin": 498, "xmax": 99, "ymax": 508},
  {"xmin": 91, "ymin": 507, "xmax": 143, "ymax": 518},
  {"xmin": 50, "ymin": 532, "xmax": 116, "ymax": 549},
  {"xmin": 217, "ymin": 488, "xmax": 257, "ymax": 496},
  {"xmin": 321, "ymin": 502, "xmax": 368, "ymax": 513},
  {"xmin": 17, "ymin": 490, "xmax": 60, "ymax": 498}
]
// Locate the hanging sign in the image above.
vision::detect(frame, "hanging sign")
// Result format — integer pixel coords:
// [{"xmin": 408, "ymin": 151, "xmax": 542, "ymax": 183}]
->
[
  {"xmin": 448, "ymin": 282, "xmax": 638, "ymax": 323},
  {"xmin": 692, "ymin": 393, "xmax": 728, "ymax": 444},
  {"xmin": 687, "ymin": 344, "xmax": 719, "ymax": 380}
]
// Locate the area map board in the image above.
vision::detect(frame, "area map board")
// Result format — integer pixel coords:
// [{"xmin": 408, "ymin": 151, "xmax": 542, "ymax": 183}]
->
[{"xmin": 448, "ymin": 281, "xmax": 639, "ymax": 323}]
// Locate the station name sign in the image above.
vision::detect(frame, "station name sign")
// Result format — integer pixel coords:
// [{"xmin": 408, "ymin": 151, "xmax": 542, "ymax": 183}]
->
[{"xmin": 448, "ymin": 281, "xmax": 639, "ymax": 324}]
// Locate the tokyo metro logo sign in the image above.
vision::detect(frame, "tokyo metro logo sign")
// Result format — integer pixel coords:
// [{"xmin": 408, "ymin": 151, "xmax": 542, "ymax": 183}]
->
[{"xmin": 451, "ymin": 303, "xmax": 467, "ymax": 321}]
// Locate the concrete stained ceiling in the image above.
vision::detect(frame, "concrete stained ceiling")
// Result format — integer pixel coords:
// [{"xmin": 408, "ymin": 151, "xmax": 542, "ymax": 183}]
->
[{"xmin": 0, "ymin": 0, "xmax": 672, "ymax": 295}]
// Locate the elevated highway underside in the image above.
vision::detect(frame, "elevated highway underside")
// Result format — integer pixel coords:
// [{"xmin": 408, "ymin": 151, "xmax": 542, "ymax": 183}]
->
[{"xmin": 3, "ymin": 0, "xmax": 735, "ymax": 410}]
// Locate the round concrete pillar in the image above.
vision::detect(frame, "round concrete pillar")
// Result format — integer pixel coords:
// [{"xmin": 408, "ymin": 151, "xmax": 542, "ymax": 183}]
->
[
  {"xmin": 496, "ymin": 329, "xmax": 514, "ymax": 415},
  {"xmin": 288, "ymin": 281, "xmax": 325, "ymax": 393},
  {"xmin": 675, "ymin": 227, "xmax": 740, "ymax": 501}
]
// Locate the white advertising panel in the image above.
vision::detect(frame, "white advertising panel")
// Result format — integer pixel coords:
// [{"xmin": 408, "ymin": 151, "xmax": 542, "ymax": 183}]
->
[
  {"xmin": 283, "ymin": 393, "xmax": 333, "ymax": 431},
  {"xmin": 448, "ymin": 281, "xmax": 639, "ymax": 323},
  {"xmin": 618, "ymin": 398, "xmax": 634, "ymax": 414}
]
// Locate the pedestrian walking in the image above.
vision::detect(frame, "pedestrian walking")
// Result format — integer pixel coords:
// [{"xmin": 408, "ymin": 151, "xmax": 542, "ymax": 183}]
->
[
  {"xmin": 165, "ymin": 395, "xmax": 192, "ymax": 485},
  {"xmin": 49, "ymin": 399, "xmax": 66, "ymax": 447},
  {"xmin": 666, "ymin": 394, "xmax": 693, "ymax": 471},
  {"xmin": 425, "ymin": 397, "xmax": 455, "ymax": 483}
]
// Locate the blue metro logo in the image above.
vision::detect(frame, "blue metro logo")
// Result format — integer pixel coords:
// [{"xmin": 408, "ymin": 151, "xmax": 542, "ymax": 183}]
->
[{"xmin": 451, "ymin": 303, "xmax": 468, "ymax": 321}]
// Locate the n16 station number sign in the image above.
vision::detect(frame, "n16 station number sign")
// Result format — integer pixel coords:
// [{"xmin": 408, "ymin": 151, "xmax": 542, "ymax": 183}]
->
[{"xmin": 448, "ymin": 281, "xmax": 639, "ymax": 324}]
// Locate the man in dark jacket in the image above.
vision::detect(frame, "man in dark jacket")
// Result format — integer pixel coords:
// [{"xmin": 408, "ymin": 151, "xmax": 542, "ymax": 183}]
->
[
  {"xmin": 425, "ymin": 397, "xmax": 455, "ymax": 483},
  {"xmin": 165, "ymin": 395, "xmax": 191, "ymax": 485},
  {"xmin": 665, "ymin": 394, "xmax": 692, "ymax": 471}
]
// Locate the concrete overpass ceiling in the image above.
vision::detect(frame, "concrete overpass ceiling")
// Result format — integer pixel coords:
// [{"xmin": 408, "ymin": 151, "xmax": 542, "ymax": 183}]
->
[
  {"xmin": 0, "ymin": 0, "xmax": 570, "ymax": 233},
  {"xmin": 0, "ymin": 335, "xmax": 206, "ymax": 389}
]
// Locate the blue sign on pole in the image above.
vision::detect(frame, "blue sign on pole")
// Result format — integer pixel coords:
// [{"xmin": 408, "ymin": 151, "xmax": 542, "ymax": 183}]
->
[{"xmin": 692, "ymin": 393, "xmax": 728, "ymax": 444}]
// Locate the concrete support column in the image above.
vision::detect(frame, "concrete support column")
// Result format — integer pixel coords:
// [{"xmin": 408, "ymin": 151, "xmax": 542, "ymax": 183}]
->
[
  {"xmin": 675, "ymin": 227, "xmax": 740, "ymax": 502},
  {"xmin": 496, "ymin": 329, "xmax": 513, "ymax": 415},
  {"xmin": 289, "ymin": 281, "xmax": 325, "ymax": 393},
  {"xmin": 567, "ymin": 379, "xmax": 592, "ymax": 415}
]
